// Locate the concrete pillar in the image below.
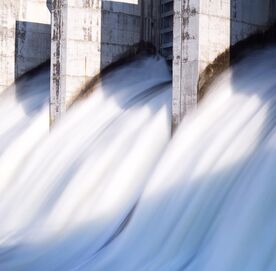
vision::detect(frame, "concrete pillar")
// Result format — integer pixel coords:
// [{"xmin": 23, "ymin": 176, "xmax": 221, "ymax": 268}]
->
[{"xmin": 50, "ymin": 0, "xmax": 72, "ymax": 123}]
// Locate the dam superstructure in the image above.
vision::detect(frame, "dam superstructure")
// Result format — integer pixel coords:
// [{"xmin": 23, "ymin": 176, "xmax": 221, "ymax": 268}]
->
[{"xmin": 1, "ymin": 0, "xmax": 276, "ymax": 128}]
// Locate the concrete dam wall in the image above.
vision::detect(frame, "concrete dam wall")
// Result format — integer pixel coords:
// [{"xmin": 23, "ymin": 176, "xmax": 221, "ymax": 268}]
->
[
  {"xmin": 0, "ymin": 0, "xmax": 51, "ymax": 92},
  {"xmin": 172, "ymin": 0, "xmax": 276, "ymax": 129},
  {"xmin": 1, "ymin": 0, "xmax": 276, "ymax": 127}
]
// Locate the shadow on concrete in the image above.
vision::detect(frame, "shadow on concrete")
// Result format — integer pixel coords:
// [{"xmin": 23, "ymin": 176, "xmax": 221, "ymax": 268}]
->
[
  {"xmin": 99, "ymin": 0, "xmax": 159, "ymax": 70},
  {"xmin": 230, "ymin": 0, "xmax": 276, "ymax": 63},
  {"xmin": 100, "ymin": 0, "xmax": 142, "ymax": 71},
  {"xmin": 46, "ymin": 0, "xmax": 51, "ymax": 11},
  {"xmin": 15, "ymin": 20, "xmax": 51, "ymax": 80}
]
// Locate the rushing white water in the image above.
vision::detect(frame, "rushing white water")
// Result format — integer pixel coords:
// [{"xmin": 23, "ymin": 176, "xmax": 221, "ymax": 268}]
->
[{"xmin": 0, "ymin": 48, "xmax": 276, "ymax": 271}]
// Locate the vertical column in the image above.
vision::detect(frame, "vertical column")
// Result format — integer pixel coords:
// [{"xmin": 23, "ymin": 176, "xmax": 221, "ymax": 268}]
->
[
  {"xmin": 172, "ymin": 0, "xmax": 200, "ymax": 131},
  {"xmin": 50, "ymin": 0, "xmax": 67, "ymax": 124}
]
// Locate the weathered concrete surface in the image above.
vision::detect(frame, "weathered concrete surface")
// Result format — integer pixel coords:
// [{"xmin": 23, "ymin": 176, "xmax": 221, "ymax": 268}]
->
[
  {"xmin": 0, "ymin": 0, "xmax": 17, "ymax": 93},
  {"xmin": 15, "ymin": 21, "xmax": 51, "ymax": 78},
  {"xmin": 16, "ymin": 0, "xmax": 51, "ymax": 78},
  {"xmin": 101, "ymin": 0, "xmax": 160, "ymax": 68},
  {"xmin": 0, "ymin": 0, "xmax": 51, "ymax": 93},
  {"xmin": 173, "ymin": 0, "xmax": 200, "ymax": 130},
  {"xmin": 50, "ymin": 0, "xmax": 67, "ymax": 123},
  {"xmin": 173, "ymin": 0, "xmax": 276, "ymax": 130},
  {"xmin": 50, "ymin": 0, "xmax": 160, "ymax": 123},
  {"xmin": 101, "ymin": 0, "xmax": 141, "ymax": 69}
]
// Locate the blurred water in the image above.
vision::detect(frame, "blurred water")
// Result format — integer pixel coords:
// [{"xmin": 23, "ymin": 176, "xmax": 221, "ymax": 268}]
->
[{"xmin": 0, "ymin": 49, "xmax": 276, "ymax": 271}]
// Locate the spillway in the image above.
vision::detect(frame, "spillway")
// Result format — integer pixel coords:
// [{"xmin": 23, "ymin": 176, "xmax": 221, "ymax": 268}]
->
[{"xmin": 0, "ymin": 48, "xmax": 276, "ymax": 271}]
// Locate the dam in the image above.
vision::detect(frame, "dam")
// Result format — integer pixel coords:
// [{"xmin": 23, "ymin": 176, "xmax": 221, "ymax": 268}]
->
[
  {"xmin": 1, "ymin": 1, "xmax": 276, "ymax": 270},
  {"xmin": 1, "ymin": 0, "xmax": 276, "ymax": 127}
]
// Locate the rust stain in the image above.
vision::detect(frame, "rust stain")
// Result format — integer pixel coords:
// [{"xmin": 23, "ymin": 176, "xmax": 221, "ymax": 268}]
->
[{"xmin": 198, "ymin": 49, "xmax": 230, "ymax": 102}]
